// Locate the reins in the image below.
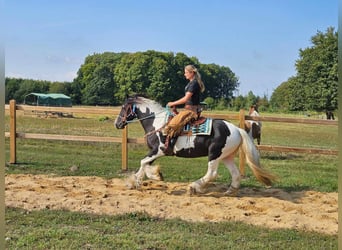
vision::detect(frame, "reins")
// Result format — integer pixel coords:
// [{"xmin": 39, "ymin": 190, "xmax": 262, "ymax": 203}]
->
[
  {"xmin": 144, "ymin": 126, "xmax": 165, "ymax": 138},
  {"xmin": 120, "ymin": 100, "xmax": 173, "ymax": 137},
  {"xmin": 126, "ymin": 110, "xmax": 166, "ymax": 124},
  {"xmin": 143, "ymin": 107, "xmax": 174, "ymax": 137},
  {"xmin": 125, "ymin": 107, "xmax": 168, "ymax": 137},
  {"xmin": 126, "ymin": 113, "xmax": 155, "ymax": 123}
]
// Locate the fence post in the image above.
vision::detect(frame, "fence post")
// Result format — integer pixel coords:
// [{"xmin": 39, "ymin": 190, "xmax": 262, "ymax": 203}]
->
[
  {"xmin": 239, "ymin": 109, "xmax": 246, "ymax": 176},
  {"xmin": 9, "ymin": 99, "xmax": 16, "ymax": 164},
  {"xmin": 121, "ymin": 126, "xmax": 128, "ymax": 171}
]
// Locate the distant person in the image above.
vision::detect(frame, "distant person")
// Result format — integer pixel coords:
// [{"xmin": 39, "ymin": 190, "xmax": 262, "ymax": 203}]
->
[
  {"xmin": 245, "ymin": 105, "xmax": 261, "ymax": 145},
  {"xmin": 249, "ymin": 105, "xmax": 262, "ymax": 128}
]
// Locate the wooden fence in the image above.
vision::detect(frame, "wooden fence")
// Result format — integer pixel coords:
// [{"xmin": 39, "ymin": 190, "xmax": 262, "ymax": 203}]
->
[{"xmin": 5, "ymin": 100, "xmax": 338, "ymax": 175}]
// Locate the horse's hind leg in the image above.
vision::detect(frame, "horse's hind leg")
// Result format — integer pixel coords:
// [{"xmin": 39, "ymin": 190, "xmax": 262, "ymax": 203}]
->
[
  {"xmin": 222, "ymin": 155, "xmax": 241, "ymax": 196},
  {"xmin": 189, "ymin": 159, "xmax": 219, "ymax": 195}
]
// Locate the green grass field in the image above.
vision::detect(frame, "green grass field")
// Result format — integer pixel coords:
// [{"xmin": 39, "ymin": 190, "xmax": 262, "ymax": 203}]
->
[
  {"xmin": 5, "ymin": 208, "xmax": 337, "ymax": 250},
  {"xmin": 4, "ymin": 111, "xmax": 338, "ymax": 249}
]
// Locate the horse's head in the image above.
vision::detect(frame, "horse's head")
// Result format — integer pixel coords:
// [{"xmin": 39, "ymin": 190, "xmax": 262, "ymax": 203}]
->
[{"xmin": 115, "ymin": 96, "xmax": 138, "ymax": 129}]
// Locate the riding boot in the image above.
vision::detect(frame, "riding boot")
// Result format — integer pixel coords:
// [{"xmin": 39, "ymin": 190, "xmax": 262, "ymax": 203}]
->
[{"xmin": 161, "ymin": 136, "xmax": 176, "ymax": 155}]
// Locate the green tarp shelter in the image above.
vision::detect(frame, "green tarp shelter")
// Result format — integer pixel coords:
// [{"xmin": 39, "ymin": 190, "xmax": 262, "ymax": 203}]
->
[{"xmin": 24, "ymin": 93, "xmax": 72, "ymax": 107}]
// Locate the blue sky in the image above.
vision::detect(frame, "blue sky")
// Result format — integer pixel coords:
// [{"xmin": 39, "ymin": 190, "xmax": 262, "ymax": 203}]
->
[{"xmin": 5, "ymin": 0, "xmax": 338, "ymax": 97}]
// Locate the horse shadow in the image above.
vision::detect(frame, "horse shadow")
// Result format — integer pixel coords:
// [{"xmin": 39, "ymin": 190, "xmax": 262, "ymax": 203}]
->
[
  {"xmin": 6, "ymin": 162, "xmax": 33, "ymax": 169},
  {"xmin": 260, "ymin": 153, "xmax": 303, "ymax": 161},
  {"xmin": 200, "ymin": 183, "xmax": 307, "ymax": 202},
  {"xmin": 142, "ymin": 181, "xmax": 307, "ymax": 203}
]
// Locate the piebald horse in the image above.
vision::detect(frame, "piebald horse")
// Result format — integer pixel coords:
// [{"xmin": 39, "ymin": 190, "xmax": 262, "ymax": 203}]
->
[
  {"xmin": 244, "ymin": 121, "xmax": 261, "ymax": 145},
  {"xmin": 115, "ymin": 95, "xmax": 276, "ymax": 196}
]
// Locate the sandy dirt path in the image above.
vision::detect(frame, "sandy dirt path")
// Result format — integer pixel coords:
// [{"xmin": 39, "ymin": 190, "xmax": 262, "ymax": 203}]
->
[{"xmin": 5, "ymin": 174, "xmax": 338, "ymax": 235}]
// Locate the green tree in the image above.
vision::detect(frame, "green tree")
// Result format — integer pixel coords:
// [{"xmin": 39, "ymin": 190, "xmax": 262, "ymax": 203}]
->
[
  {"xmin": 14, "ymin": 79, "xmax": 50, "ymax": 103},
  {"xmin": 231, "ymin": 95, "xmax": 247, "ymax": 111},
  {"xmin": 68, "ymin": 79, "xmax": 82, "ymax": 105},
  {"xmin": 270, "ymin": 78, "xmax": 293, "ymax": 111},
  {"xmin": 146, "ymin": 54, "xmax": 173, "ymax": 104},
  {"xmin": 5, "ymin": 77, "xmax": 22, "ymax": 103},
  {"xmin": 5, "ymin": 78, "xmax": 74, "ymax": 104},
  {"xmin": 201, "ymin": 64, "xmax": 239, "ymax": 101},
  {"xmin": 246, "ymin": 91, "xmax": 258, "ymax": 108},
  {"xmin": 114, "ymin": 52, "xmax": 151, "ymax": 103},
  {"xmin": 114, "ymin": 51, "xmax": 200, "ymax": 105},
  {"xmin": 295, "ymin": 27, "xmax": 337, "ymax": 111},
  {"xmin": 257, "ymin": 94, "xmax": 269, "ymax": 112},
  {"xmin": 49, "ymin": 81, "xmax": 70, "ymax": 94},
  {"xmin": 270, "ymin": 27, "xmax": 337, "ymax": 112},
  {"xmin": 271, "ymin": 76, "xmax": 306, "ymax": 111},
  {"xmin": 75, "ymin": 52, "xmax": 126, "ymax": 105},
  {"xmin": 73, "ymin": 50, "xmax": 240, "ymax": 106}
]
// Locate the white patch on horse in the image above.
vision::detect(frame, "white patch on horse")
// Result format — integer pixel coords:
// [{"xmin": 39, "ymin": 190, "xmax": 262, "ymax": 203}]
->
[
  {"xmin": 219, "ymin": 121, "xmax": 242, "ymax": 158},
  {"xmin": 136, "ymin": 97, "xmax": 166, "ymax": 129},
  {"xmin": 174, "ymin": 135, "xmax": 196, "ymax": 151}
]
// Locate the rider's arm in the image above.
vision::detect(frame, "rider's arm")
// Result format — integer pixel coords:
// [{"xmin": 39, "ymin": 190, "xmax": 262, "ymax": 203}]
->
[{"xmin": 167, "ymin": 92, "xmax": 193, "ymax": 107}]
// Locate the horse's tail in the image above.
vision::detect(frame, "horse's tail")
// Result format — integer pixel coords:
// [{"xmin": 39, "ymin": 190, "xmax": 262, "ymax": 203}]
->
[{"xmin": 238, "ymin": 128, "xmax": 277, "ymax": 186}]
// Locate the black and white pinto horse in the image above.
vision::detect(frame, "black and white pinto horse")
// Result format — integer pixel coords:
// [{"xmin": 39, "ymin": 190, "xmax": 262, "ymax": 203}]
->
[
  {"xmin": 244, "ymin": 121, "xmax": 261, "ymax": 145},
  {"xmin": 245, "ymin": 109, "xmax": 262, "ymax": 145},
  {"xmin": 115, "ymin": 95, "xmax": 276, "ymax": 196}
]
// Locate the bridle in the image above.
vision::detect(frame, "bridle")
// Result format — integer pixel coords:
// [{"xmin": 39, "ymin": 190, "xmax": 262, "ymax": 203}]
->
[
  {"xmin": 117, "ymin": 99, "xmax": 171, "ymax": 136},
  {"xmin": 120, "ymin": 101, "xmax": 162, "ymax": 124},
  {"xmin": 119, "ymin": 102, "xmax": 138, "ymax": 125}
]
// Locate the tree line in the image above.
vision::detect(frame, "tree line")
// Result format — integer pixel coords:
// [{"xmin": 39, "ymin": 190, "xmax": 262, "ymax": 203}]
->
[
  {"xmin": 270, "ymin": 27, "xmax": 337, "ymax": 112},
  {"xmin": 5, "ymin": 51, "xmax": 239, "ymax": 108},
  {"xmin": 5, "ymin": 27, "xmax": 337, "ymax": 112}
]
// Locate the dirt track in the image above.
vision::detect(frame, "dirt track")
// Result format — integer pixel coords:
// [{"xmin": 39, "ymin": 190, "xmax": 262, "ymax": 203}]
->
[{"xmin": 5, "ymin": 174, "xmax": 338, "ymax": 235}]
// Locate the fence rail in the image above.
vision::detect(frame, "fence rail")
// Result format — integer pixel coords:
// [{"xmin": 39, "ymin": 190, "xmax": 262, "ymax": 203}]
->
[{"xmin": 5, "ymin": 100, "xmax": 338, "ymax": 175}]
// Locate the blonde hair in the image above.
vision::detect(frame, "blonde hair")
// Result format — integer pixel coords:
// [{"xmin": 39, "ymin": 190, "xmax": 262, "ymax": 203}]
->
[{"xmin": 185, "ymin": 65, "xmax": 205, "ymax": 93}]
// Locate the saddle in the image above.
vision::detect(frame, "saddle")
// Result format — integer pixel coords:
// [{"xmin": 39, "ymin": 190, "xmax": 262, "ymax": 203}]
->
[{"xmin": 163, "ymin": 108, "xmax": 212, "ymax": 138}]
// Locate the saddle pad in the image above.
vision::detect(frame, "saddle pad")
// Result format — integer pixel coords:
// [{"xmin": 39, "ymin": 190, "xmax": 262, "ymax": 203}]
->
[{"xmin": 184, "ymin": 118, "xmax": 213, "ymax": 135}]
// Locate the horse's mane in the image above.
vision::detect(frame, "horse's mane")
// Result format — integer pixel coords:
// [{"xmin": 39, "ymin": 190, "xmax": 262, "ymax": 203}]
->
[{"xmin": 128, "ymin": 94, "xmax": 163, "ymax": 109}]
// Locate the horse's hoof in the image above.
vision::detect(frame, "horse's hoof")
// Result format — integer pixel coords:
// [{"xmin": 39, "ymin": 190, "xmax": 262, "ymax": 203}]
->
[
  {"xmin": 225, "ymin": 186, "xmax": 239, "ymax": 197},
  {"xmin": 125, "ymin": 181, "xmax": 135, "ymax": 190},
  {"xmin": 189, "ymin": 183, "xmax": 205, "ymax": 195},
  {"xmin": 189, "ymin": 186, "xmax": 199, "ymax": 195},
  {"xmin": 125, "ymin": 175, "xmax": 141, "ymax": 189},
  {"xmin": 189, "ymin": 186, "xmax": 204, "ymax": 195}
]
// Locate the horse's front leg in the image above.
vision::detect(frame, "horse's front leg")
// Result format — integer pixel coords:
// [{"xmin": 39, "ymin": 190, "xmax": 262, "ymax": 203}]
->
[
  {"xmin": 145, "ymin": 164, "xmax": 163, "ymax": 181},
  {"xmin": 189, "ymin": 159, "xmax": 219, "ymax": 195},
  {"xmin": 126, "ymin": 152, "xmax": 164, "ymax": 189}
]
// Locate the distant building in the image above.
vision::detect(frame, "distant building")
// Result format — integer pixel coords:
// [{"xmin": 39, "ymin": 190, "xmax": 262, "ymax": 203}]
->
[{"xmin": 24, "ymin": 93, "xmax": 72, "ymax": 107}]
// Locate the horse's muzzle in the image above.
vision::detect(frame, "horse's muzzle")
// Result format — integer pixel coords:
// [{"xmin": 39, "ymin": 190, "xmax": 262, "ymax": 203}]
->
[
  {"xmin": 115, "ymin": 121, "xmax": 127, "ymax": 129},
  {"xmin": 114, "ymin": 117, "xmax": 127, "ymax": 129}
]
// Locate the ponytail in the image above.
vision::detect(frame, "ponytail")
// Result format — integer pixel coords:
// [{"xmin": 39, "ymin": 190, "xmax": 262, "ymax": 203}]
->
[{"xmin": 185, "ymin": 65, "xmax": 205, "ymax": 93}]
